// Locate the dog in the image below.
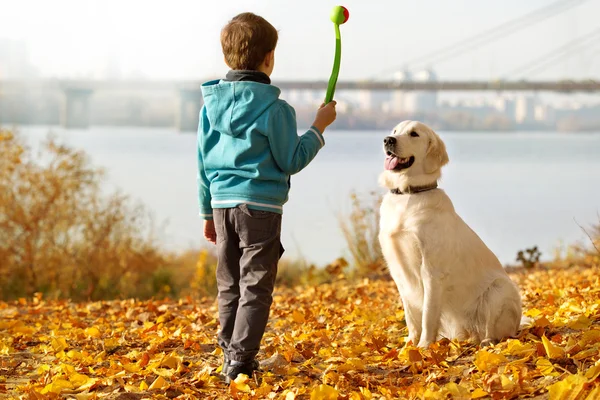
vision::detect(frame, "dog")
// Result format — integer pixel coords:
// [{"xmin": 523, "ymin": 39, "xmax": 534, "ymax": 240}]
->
[{"xmin": 378, "ymin": 120, "xmax": 522, "ymax": 348}]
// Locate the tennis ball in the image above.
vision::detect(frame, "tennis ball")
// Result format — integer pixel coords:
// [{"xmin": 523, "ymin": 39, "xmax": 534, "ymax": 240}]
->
[{"xmin": 330, "ymin": 6, "xmax": 349, "ymax": 25}]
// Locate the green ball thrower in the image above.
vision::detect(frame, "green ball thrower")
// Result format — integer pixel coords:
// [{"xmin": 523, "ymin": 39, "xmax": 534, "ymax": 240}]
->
[{"xmin": 325, "ymin": 5, "xmax": 349, "ymax": 104}]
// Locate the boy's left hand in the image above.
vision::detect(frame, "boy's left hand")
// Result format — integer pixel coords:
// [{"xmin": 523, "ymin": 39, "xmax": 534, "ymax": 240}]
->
[{"xmin": 204, "ymin": 220, "xmax": 217, "ymax": 245}]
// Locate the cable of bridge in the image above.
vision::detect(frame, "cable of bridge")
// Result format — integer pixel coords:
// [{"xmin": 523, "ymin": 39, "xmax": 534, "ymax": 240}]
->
[
  {"xmin": 501, "ymin": 27, "xmax": 600, "ymax": 79},
  {"xmin": 374, "ymin": 0, "xmax": 592, "ymax": 78}
]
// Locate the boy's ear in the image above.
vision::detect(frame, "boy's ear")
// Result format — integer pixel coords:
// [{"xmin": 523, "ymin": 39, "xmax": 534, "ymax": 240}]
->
[{"xmin": 265, "ymin": 50, "xmax": 274, "ymax": 67}]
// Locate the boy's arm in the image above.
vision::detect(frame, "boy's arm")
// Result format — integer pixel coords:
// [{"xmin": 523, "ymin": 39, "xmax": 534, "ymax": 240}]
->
[
  {"xmin": 197, "ymin": 107, "xmax": 213, "ymax": 220},
  {"xmin": 267, "ymin": 103, "xmax": 325, "ymax": 175}
]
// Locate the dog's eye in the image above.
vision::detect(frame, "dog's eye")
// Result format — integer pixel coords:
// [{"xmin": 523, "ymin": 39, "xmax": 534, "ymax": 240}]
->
[{"xmin": 410, "ymin": 131, "xmax": 419, "ymax": 138}]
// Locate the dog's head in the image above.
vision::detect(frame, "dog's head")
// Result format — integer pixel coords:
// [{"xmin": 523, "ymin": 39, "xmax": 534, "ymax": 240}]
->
[{"xmin": 379, "ymin": 121, "xmax": 449, "ymax": 190}]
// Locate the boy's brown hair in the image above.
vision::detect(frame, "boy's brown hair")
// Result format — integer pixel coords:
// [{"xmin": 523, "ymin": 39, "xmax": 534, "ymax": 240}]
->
[{"xmin": 221, "ymin": 13, "xmax": 278, "ymax": 71}]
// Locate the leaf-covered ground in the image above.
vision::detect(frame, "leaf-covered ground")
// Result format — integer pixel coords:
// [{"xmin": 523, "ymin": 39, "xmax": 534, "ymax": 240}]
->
[{"xmin": 2, "ymin": 260, "xmax": 600, "ymax": 399}]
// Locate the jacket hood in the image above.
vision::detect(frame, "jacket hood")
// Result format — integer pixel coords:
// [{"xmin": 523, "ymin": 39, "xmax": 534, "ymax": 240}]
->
[{"xmin": 201, "ymin": 79, "xmax": 281, "ymax": 137}]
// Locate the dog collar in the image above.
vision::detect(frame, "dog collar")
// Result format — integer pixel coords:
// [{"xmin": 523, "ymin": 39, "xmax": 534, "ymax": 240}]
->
[{"xmin": 390, "ymin": 182, "xmax": 438, "ymax": 195}]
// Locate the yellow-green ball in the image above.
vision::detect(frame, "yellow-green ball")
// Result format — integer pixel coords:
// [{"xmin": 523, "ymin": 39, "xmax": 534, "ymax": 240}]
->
[{"xmin": 330, "ymin": 6, "xmax": 349, "ymax": 25}]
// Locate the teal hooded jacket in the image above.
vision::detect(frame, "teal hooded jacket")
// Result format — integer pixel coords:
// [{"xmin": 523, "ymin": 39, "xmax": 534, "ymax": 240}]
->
[{"xmin": 197, "ymin": 78, "xmax": 325, "ymax": 220}]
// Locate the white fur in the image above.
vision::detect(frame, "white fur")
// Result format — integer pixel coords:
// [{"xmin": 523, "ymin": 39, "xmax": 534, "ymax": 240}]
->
[{"xmin": 378, "ymin": 121, "xmax": 522, "ymax": 348}]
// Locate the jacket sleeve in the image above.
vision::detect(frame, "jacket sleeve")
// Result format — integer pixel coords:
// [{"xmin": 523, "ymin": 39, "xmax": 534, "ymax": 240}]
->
[
  {"xmin": 197, "ymin": 107, "xmax": 213, "ymax": 220},
  {"xmin": 266, "ymin": 102, "xmax": 325, "ymax": 175}
]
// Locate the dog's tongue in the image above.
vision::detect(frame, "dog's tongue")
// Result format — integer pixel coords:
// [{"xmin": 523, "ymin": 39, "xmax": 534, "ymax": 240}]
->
[
  {"xmin": 385, "ymin": 156, "xmax": 399, "ymax": 170},
  {"xmin": 384, "ymin": 156, "xmax": 398, "ymax": 171}
]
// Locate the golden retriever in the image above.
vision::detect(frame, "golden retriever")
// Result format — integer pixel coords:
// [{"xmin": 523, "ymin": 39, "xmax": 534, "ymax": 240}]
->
[{"xmin": 378, "ymin": 120, "xmax": 522, "ymax": 348}]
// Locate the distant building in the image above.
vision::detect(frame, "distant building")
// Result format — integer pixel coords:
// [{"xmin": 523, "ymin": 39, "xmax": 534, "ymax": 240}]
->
[
  {"xmin": 408, "ymin": 69, "xmax": 438, "ymax": 113},
  {"xmin": 515, "ymin": 96, "xmax": 537, "ymax": 124},
  {"xmin": 494, "ymin": 97, "xmax": 516, "ymax": 121},
  {"xmin": 357, "ymin": 89, "xmax": 391, "ymax": 111},
  {"xmin": 534, "ymin": 104, "xmax": 556, "ymax": 124},
  {"xmin": 388, "ymin": 69, "xmax": 412, "ymax": 113}
]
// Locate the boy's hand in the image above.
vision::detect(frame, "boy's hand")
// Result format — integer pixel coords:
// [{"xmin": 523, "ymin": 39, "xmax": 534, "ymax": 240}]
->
[
  {"xmin": 312, "ymin": 101, "xmax": 337, "ymax": 133},
  {"xmin": 204, "ymin": 220, "xmax": 217, "ymax": 245}
]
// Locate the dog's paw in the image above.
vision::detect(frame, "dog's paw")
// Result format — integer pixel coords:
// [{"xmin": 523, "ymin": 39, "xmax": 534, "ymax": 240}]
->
[
  {"xmin": 416, "ymin": 340, "xmax": 432, "ymax": 349},
  {"xmin": 480, "ymin": 338, "xmax": 498, "ymax": 347},
  {"xmin": 407, "ymin": 335, "xmax": 419, "ymax": 346}
]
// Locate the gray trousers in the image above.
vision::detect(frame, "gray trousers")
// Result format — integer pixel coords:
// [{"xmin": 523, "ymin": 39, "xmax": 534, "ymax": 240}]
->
[{"xmin": 213, "ymin": 205, "xmax": 283, "ymax": 362}]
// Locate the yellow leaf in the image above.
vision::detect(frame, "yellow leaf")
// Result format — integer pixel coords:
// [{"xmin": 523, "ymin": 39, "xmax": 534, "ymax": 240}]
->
[
  {"xmin": 160, "ymin": 355, "xmax": 181, "ymax": 369},
  {"xmin": 122, "ymin": 363, "xmax": 141, "ymax": 373},
  {"xmin": 569, "ymin": 315, "xmax": 591, "ymax": 330},
  {"xmin": 525, "ymin": 308, "xmax": 542, "ymax": 317},
  {"xmin": 74, "ymin": 376, "xmax": 97, "ymax": 391},
  {"xmin": 69, "ymin": 372, "xmax": 93, "ymax": 388},
  {"xmin": 41, "ymin": 379, "xmax": 74, "ymax": 394},
  {"xmin": 585, "ymin": 362, "xmax": 600, "ymax": 380},
  {"xmin": 51, "ymin": 337, "xmax": 68, "ymax": 353},
  {"xmin": 148, "ymin": 376, "xmax": 169, "ymax": 390},
  {"xmin": 13, "ymin": 325, "xmax": 36, "ymax": 334},
  {"xmin": 500, "ymin": 375, "xmax": 515, "ymax": 391},
  {"xmin": 573, "ymin": 347, "xmax": 599, "ymax": 361},
  {"xmin": 310, "ymin": 384, "xmax": 339, "ymax": 400},
  {"xmin": 579, "ymin": 330, "xmax": 600, "ymax": 346},
  {"xmin": 229, "ymin": 374, "xmax": 251, "ymax": 395},
  {"xmin": 444, "ymin": 382, "xmax": 468, "ymax": 397},
  {"xmin": 471, "ymin": 388, "xmax": 488, "ymax": 399},
  {"xmin": 506, "ymin": 339, "xmax": 536, "ymax": 357},
  {"xmin": 0, "ymin": 342, "xmax": 12, "ymax": 355},
  {"xmin": 140, "ymin": 381, "xmax": 149, "ymax": 391},
  {"xmin": 84, "ymin": 327, "xmax": 101, "ymax": 338},
  {"xmin": 359, "ymin": 387, "xmax": 373, "ymax": 399},
  {"xmin": 473, "ymin": 350, "xmax": 508, "ymax": 372},
  {"xmin": 292, "ymin": 310, "xmax": 305, "ymax": 324},
  {"xmin": 547, "ymin": 374, "xmax": 586, "ymax": 400},
  {"xmin": 536, "ymin": 358, "xmax": 558, "ymax": 376},
  {"xmin": 542, "ymin": 335, "xmax": 565, "ymax": 359},
  {"xmin": 37, "ymin": 364, "xmax": 51, "ymax": 374},
  {"xmin": 338, "ymin": 358, "xmax": 366, "ymax": 373}
]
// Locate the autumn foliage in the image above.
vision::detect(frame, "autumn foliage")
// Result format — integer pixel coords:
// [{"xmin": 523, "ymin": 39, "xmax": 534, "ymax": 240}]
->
[
  {"xmin": 1, "ymin": 252, "xmax": 600, "ymax": 398},
  {"xmin": 0, "ymin": 130, "xmax": 214, "ymax": 301}
]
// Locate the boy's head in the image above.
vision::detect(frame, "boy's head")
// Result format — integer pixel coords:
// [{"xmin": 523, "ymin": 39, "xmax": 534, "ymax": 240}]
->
[{"xmin": 221, "ymin": 13, "xmax": 278, "ymax": 75}]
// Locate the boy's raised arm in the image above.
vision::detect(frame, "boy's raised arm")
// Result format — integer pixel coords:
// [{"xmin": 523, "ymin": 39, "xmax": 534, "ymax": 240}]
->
[{"xmin": 266, "ymin": 102, "xmax": 335, "ymax": 175}]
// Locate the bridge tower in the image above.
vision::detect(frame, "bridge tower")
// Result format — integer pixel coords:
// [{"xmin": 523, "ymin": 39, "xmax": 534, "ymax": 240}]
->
[
  {"xmin": 176, "ymin": 88, "xmax": 203, "ymax": 131},
  {"xmin": 61, "ymin": 87, "xmax": 93, "ymax": 128}
]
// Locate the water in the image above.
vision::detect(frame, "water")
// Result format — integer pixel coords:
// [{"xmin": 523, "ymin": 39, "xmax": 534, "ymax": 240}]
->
[{"xmin": 14, "ymin": 126, "xmax": 600, "ymax": 266}]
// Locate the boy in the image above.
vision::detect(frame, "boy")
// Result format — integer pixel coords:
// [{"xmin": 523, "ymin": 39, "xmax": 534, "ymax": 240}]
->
[{"xmin": 197, "ymin": 12, "xmax": 337, "ymax": 382}]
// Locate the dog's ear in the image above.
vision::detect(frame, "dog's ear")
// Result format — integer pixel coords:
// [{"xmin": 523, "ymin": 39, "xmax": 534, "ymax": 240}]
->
[{"xmin": 424, "ymin": 132, "xmax": 449, "ymax": 174}]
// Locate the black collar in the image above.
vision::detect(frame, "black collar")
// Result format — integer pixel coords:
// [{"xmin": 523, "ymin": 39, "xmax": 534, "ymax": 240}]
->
[
  {"xmin": 390, "ymin": 182, "xmax": 438, "ymax": 195},
  {"xmin": 225, "ymin": 70, "xmax": 271, "ymax": 85}
]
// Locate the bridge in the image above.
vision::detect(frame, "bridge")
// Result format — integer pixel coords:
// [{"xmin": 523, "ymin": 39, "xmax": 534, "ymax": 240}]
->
[
  {"xmin": 1, "ymin": 79, "xmax": 598, "ymax": 130},
  {"xmin": 1, "ymin": 0, "xmax": 598, "ymax": 131}
]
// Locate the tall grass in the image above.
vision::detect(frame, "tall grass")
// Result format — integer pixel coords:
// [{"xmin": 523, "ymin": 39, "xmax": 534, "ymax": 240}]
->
[
  {"xmin": 0, "ymin": 130, "xmax": 215, "ymax": 300},
  {"xmin": 339, "ymin": 191, "xmax": 387, "ymax": 277}
]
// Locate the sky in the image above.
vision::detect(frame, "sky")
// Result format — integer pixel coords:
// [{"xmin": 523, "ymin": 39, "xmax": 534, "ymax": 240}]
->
[{"xmin": 1, "ymin": 0, "xmax": 599, "ymax": 81}]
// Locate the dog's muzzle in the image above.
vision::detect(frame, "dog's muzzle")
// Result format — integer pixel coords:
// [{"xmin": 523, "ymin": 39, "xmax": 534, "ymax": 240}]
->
[{"xmin": 383, "ymin": 136, "xmax": 396, "ymax": 152}]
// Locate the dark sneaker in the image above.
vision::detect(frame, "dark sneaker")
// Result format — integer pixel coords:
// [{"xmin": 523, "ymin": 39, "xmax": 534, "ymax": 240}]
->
[{"xmin": 225, "ymin": 359, "xmax": 260, "ymax": 383}]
